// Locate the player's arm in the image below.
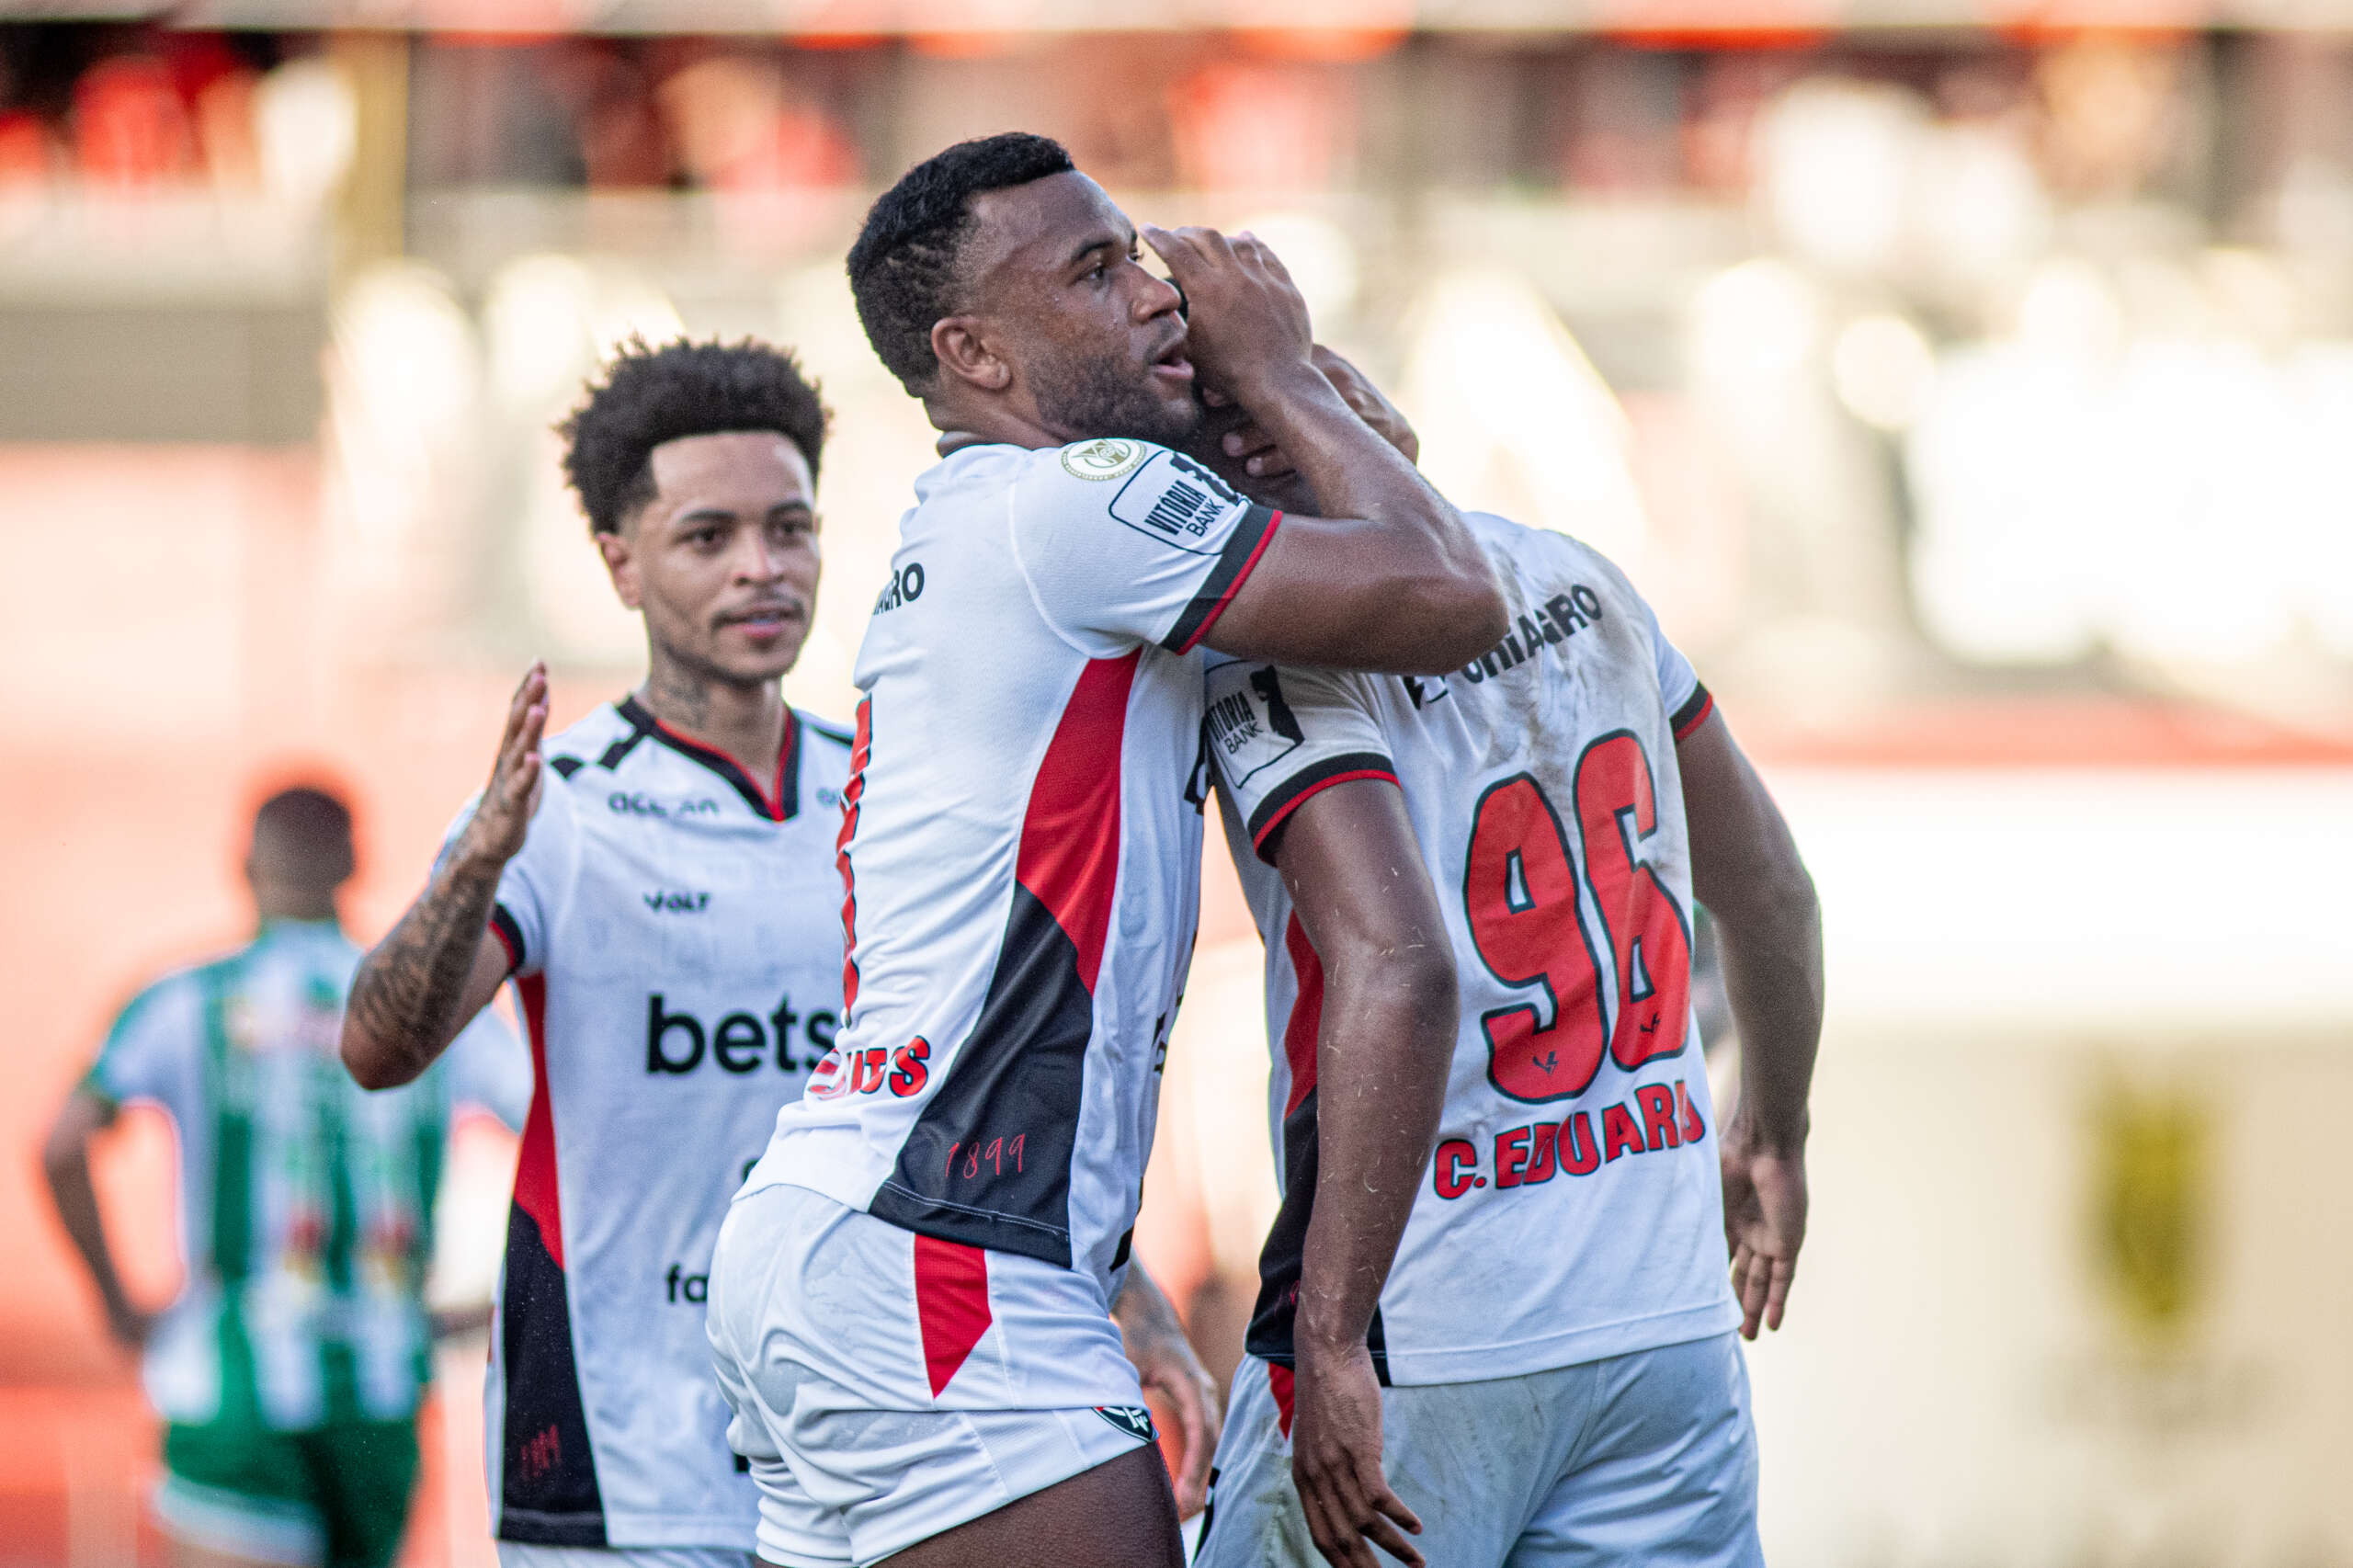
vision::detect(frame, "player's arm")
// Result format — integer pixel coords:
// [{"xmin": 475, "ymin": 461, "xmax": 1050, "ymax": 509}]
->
[
  {"xmin": 1272, "ymin": 781, "xmax": 1458, "ymax": 1568},
  {"xmin": 1677, "ymin": 708, "xmax": 1823, "ymax": 1339},
  {"xmin": 343, "ymin": 664, "xmax": 547, "ymax": 1091},
  {"xmin": 41, "ymin": 1087, "xmax": 150, "ymax": 1350},
  {"xmin": 1110, "ymin": 1262, "xmax": 1222, "ymax": 1517},
  {"xmin": 1142, "ymin": 224, "xmax": 1505, "ymax": 675}
]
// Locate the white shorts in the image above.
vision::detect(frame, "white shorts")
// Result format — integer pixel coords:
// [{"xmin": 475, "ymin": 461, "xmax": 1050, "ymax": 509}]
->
[
  {"xmin": 497, "ymin": 1547, "xmax": 751, "ymax": 1568},
  {"xmin": 1193, "ymin": 1335, "xmax": 1763, "ymax": 1568},
  {"xmin": 706, "ymin": 1182, "xmax": 1157, "ymax": 1566}
]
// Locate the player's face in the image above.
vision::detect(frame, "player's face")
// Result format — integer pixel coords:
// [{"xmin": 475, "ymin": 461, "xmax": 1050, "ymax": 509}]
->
[
  {"xmin": 962, "ymin": 172, "xmax": 1198, "ymax": 446},
  {"xmin": 600, "ymin": 431, "xmax": 821, "ymax": 689}
]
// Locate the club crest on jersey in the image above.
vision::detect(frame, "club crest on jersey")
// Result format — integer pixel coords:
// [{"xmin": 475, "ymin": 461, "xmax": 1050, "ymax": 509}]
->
[
  {"xmin": 1060, "ymin": 437, "xmax": 1147, "ymax": 482},
  {"xmin": 1094, "ymin": 1405, "xmax": 1155, "ymax": 1443}
]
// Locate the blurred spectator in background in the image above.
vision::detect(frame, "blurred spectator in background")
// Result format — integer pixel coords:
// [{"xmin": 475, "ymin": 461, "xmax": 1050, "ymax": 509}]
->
[{"xmin": 40, "ymin": 783, "xmax": 527, "ymax": 1568}]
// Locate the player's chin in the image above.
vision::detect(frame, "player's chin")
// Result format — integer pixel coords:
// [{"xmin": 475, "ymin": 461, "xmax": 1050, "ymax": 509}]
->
[{"xmin": 712, "ymin": 627, "xmax": 807, "ymax": 682}]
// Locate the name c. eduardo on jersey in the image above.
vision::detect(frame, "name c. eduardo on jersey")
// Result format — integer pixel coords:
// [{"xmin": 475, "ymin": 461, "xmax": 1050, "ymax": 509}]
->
[
  {"xmin": 448, "ymin": 698, "xmax": 852, "ymax": 1550},
  {"xmin": 745, "ymin": 437, "xmax": 1279, "ymax": 1401},
  {"xmin": 1205, "ymin": 511, "xmax": 1742, "ymax": 1391}
]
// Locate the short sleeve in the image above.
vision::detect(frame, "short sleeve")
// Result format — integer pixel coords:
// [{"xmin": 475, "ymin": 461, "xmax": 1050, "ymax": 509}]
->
[
  {"xmin": 1010, "ymin": 440, "xmax": 1282, "ymax": 656},
  {"xmin": 1627, "ymin": 589, "xmax": 1712, "ymax": 740},
  {"xmin": 439, "ymin": 1005, "xmax": 530, "ymax": 1132},
  {"xmin": 85, "ymin": 972, "xmax": 203, "ymax": 1112},
  {"xmin": 1203, "ymin": 659, "xmax": 1398, "ymax": 863},
  {"xmin": 434, "ymin": 783, "xmax": 574, "ymax": 979}
]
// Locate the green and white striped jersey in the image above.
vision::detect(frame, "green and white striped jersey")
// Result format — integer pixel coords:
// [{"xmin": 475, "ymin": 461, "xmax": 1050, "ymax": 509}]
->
[{"xmin": 85, "ymin": 918, "xmax": 527, "ymax": 1431}]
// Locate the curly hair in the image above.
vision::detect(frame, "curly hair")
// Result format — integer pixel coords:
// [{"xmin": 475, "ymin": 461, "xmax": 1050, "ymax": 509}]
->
[
  {"xmin": 558, "ymin": 337, "xmax": 830, "ymax": 535},
  {"xmin": 847, "ymin": 132, "xmax": 1075, "ymax": 393}
]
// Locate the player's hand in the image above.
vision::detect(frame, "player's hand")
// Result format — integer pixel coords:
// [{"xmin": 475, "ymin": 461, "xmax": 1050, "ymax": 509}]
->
[
  {"xmin": 1209, "ymin": 347, "xmax": 1419, "ymax": 488},
  {"xmin": 1720, "ymin": 1117, "xmax": 1807, "ymax": 1339},
  {"xmin": 457, "ymin": 663, "xmax": 549, "ymax": 870},
  {"xmin": 1291, "ymin": 1342, "xmax": 1422, "ymax": 1568},
  {"xmin": 1123, "ymin": 1312, "xmax": 1222, "ymax": 1517},
  {"xmin": 1140, "ymin": 223, "xmax": 1313, "ymax": 399},
  {"xmin": 1111, "ymin": 1266, "xmax": 1223, "ymax": 1517}
]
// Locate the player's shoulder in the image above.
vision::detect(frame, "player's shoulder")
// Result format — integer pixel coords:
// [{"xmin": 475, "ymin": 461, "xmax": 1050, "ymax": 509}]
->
[
  {"xmin": 1469, "ymin": 511, "xmax": 1647, "ymax": 604},
  {"xmin": 797, "ymin": 707, "xmax": 855, "ymax": 751},
  {"xmin": 108, "ymin": 943, "xmax": 246, "ymax": 1034},
  {"xmin": 796, "ymin": 706, "xmax": 856, "ymax": 791},
  {"xmin": 537, "ymin": 701, "xmax": 642, "ymax": 790}
]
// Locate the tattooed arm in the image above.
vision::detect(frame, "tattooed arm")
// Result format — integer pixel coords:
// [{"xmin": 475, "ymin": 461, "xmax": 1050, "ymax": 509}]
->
[{"xmin": 342, "ymin": 665, "xmax": 548, "ymax": 1091}]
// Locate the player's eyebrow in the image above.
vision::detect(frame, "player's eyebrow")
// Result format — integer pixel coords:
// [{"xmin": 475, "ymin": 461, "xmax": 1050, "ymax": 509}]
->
[{"xmin": 1064, "ymin": 230, "xmax": 1129, "ymax": 272}]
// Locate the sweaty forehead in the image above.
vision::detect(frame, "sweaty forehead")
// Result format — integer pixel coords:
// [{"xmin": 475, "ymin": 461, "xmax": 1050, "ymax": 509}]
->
[{"xmin": 961, "ymin": 171, "xmax": 1130, "ymax": 300}]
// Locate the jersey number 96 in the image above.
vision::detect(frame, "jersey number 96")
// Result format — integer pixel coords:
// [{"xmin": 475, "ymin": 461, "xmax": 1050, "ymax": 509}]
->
[{"xmin": 1462, "ymin": 732, "xmax": 1693, "ymax": 1104}]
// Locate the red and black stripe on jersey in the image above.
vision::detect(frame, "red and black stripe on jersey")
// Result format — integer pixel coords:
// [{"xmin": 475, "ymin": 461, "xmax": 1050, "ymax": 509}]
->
[
  {"xmin": 1160, "ymin": 504, "xmax": 1280, "ymax": 656},
  {"xmin": 867, "ymin": 653, "xmax": 1138, "ymax": 1268},
  {"xmin": 1669, "ymin": 683, "xmax": 1715, "ymax": 741},
  {"xmin": 496, "ymin": 976, "xmax": 607, "ymax": 1546}
]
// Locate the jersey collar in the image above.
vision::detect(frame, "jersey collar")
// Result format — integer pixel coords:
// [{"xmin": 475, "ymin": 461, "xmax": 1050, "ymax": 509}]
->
[{"xmin": 613, "ymin": 696, "xmax": 801, "ymax": 823}]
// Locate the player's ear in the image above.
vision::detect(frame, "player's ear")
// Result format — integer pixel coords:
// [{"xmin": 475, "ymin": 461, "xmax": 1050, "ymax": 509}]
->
[
  {"xmin": 931, "ymin": 316, "xmax": 1011, "ymax": 394},
  {"xmin": 597, "ymin": 526, "xmax": 642, "ymax": 610}
]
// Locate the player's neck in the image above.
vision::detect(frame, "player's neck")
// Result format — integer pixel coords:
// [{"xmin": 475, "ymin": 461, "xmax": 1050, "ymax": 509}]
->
[
  {"xmin": 633, "ymin": 663, "xmax": 788, "ymax": 783},
  {"xmin": 926, "ymin": 391, "xmax": 1061, "ymax": 454}
]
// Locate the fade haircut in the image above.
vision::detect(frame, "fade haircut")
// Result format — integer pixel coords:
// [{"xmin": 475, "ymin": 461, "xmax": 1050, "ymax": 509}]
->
[
  {"xmin": 558, "ymin": 337, "xmax": 830, "ymax": 536},
  {"xmin": 252, "ymin": 785, "xmax": 355, "ymax": 889},
  {"xmin": 847, "ymin": 132, "xmax": 1076, "ymax": 392}
]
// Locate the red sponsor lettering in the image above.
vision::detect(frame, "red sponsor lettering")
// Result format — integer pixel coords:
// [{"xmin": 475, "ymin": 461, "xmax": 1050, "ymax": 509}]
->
[{"xmin": 887, "ymin": 1038, "xmax": 930, "ymax": 1097}]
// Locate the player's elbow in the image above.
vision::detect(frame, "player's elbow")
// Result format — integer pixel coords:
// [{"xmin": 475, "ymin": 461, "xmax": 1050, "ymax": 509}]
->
[
  {"xmin": 1712, "ymin": 855, "xmax": 1820, "ymax": 944},
  {"xmin": 1362, "ymin": 937, "xmax": 1460, "ymax": 1050},
  {"xmin": 339, "ymin": 1022, "xmax": 412, "ymax": 1092},
  {"xmin": 1370, "ymin": 562, "xmax": 1508, "ymax": 676}
]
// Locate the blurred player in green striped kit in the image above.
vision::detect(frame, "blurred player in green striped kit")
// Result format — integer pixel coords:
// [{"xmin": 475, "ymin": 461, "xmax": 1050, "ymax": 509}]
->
[{"xmin": 42, "ymin": 784, "xmax": 527, "ymax": 1568}]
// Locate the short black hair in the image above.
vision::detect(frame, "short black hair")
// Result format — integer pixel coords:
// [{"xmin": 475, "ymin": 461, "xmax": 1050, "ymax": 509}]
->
[
  {"xmin": 847, "ymin": 132, "xmax": 1076, "ymax": 392},
  {"xmin": 558, "ymin": 337, "xmax": 829, "ymax": 535},
  {"xmin": 252, "ymin": 785, "xmax": 355, "ymax": 888}
]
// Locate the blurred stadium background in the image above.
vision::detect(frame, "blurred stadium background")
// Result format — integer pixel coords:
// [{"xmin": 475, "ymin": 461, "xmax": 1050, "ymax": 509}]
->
[{"xmin": 3, "ymin": 2, "xmax": 2352, "ymax": 1563}]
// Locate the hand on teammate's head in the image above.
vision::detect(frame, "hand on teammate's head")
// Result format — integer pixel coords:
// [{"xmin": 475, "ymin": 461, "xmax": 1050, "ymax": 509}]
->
[
  {"xmin": 1140, "ymin": 224, "xmax": 1316, "ymax": 402},
  {"xmin": 1181, "ymin": 346, "xmax": 1419, "ymax": 517}
]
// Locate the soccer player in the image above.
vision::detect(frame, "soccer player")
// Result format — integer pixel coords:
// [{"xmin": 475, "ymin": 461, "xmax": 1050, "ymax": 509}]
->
[
  {"xmin": 1186, "ymin": 390, "xmax": 1824, "ymax": 1568},
  {"xmin": 338, "ymin": 338, "xmax": 1222, "ymax": 1568},
  {"xmin": 43, "ymin": 784, "xmax": 527, "ymax": 1568},
  {"xmin": 703, "ymin": 133, "xmax": 1508, "ymax": 1568}
]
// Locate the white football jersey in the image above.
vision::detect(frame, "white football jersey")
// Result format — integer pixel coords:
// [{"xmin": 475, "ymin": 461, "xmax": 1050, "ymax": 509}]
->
[
  {"xmin": 1204, "ymin": 512, "xmax": 1740, "ymax": 1386},
  {"xmin": 747, "ymin": 437, "xmax": 1280, "ymax": 1403},
  {"xmin": 450, "ymin": 699, "xmax": 852, "ymax": 1549}
]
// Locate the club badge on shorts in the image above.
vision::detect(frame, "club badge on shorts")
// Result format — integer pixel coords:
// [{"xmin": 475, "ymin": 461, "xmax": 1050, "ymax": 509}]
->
[{"xmin": 1094, "ymin": 1404, "xmax": 1156, "ymax": 1443}]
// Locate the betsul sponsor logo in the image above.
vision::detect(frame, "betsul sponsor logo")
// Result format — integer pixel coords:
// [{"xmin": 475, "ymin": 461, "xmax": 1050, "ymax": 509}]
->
[{"xmin": 644, "ymin": 992, "xmax": 836, "ymax": 1075}]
